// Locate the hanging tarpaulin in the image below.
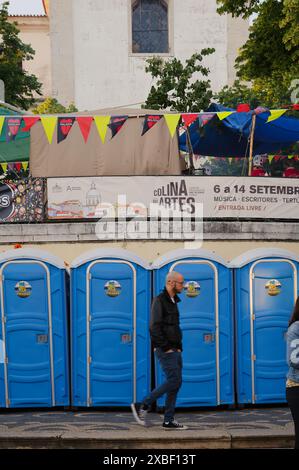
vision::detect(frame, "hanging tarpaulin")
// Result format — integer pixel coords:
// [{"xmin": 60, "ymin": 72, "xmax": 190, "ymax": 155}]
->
[
  {"xmin": 94, "ymin": 116, "xmax": 110, "ymax": 143},
  {"xmin": 57, "ymin": 117, "xmax": 75, "ymax": 143},
  {"xmin": 165, "ymin": 114, "xmax": 181, "ymax": 138},
  {"xmin": 41, "ymin": 116, "xmax": 57, "ymax": 144},
  {"xmin": 6, "ymin": 117, "xmax": 22, "ymax": 142},
  {"xmin": 77, "ymin": 116, "xmax": 94, "ymax": 142},
  {"xmin": 108, "ymin": 116, "xmax": 128, "ymax": 138},
  {"xmin": 142, "ymin": 115, "xmax": 162, "ymax": 135},
  {"xmin": 181, "ymin": 114, "xmax": 199, "ymax": 128}
]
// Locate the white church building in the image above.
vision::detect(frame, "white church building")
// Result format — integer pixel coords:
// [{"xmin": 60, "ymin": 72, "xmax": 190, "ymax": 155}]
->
[{"xmin": 49, "ymin": 0, "xmax": 249, "ymax": 110}]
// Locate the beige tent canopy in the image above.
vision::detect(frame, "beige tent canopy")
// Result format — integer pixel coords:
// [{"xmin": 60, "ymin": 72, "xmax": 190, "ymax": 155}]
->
[{"xmin": 30, "ymin": 108, "xmax": 185, "ymax": 177}]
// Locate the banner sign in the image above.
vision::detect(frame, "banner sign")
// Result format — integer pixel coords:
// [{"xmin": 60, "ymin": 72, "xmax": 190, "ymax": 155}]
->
[
  {"xmin": 47, "ymin": 176, "xmax": 299, "ymax": 220},
  {"xmin": 0, "ymin": 178, "xmax": 45, "ymax": 223}
]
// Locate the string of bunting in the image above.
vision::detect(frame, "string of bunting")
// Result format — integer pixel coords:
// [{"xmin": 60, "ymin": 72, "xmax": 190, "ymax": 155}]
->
[
  {"xmin": 0, "ymin": 108, "xmax": 293, "ymax": 145},
  {"xmin": 0, "ymin": 161, "xmax": 29, "ymax": 172}
]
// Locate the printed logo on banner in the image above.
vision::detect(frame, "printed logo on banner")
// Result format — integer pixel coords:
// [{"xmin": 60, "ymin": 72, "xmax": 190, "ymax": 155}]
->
[
  {"xmin": 15, "ymin": 281, "xmax": 32, "ymax": 298},
  {"xmin": 104, "ymin": 280, "xmax": 121, "ymax": 297},
  {"xmin": 0, "ymin": 182, "xmax": 15, "ymax": 221},
  {"xmin": 265, "ymin": 279, "xmax": 282, "ymax": 296},
  {"xmin": 184, "ymin": 281, "xmax": 200, "ymax": 298}
]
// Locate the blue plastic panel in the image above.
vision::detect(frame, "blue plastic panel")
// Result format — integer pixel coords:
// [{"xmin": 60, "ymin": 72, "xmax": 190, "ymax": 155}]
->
[{"xmin": 153, "ymin": 257, "xmax": 234, "ymax": 408}]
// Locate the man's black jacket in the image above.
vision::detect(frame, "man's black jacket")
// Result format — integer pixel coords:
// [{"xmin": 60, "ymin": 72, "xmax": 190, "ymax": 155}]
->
[{"xmin": 150, "ymin": 288, "xmax": 182, "ymax": 352}]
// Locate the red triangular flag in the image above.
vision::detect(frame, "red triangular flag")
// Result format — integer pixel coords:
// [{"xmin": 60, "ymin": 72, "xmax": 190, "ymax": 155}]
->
[
  {"xmin": 15, "ymin": 162, "xmax": 22, "ymax": 172},
  {"xmin": 181, "ymin": 114, "xmax": 199, "ymax": 127},
  {"xmin": 22, "ymin": 116, "xmax": 40, "ymax": 132},
  {"xmin": 76, "ymin": 116, "xmax": 94, "ymax": 142},
  {"xmin": 199, "ymin": 113, "xmax": 214, "ymax": 126}
]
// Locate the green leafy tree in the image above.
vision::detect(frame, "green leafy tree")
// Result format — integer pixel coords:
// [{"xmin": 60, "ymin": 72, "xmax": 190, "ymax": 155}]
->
[
  {"xmin": 216, "ymin": 0, "xmax": 299, "ymax": 107},
  {"xmin": 32, "ymin": 98, "xmax": 78, "ymax": 114},
  {"xmin": 143, "ymin": 50, "xmax": 215, "ymax": 112},
  {"xmin": 0, "ymin": 1, "xmax": 42, "ymax": 109}
]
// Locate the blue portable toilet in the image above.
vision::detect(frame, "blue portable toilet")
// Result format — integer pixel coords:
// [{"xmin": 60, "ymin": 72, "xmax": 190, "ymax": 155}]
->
[
  {"xmin": 152, "ymin": 249, "xmax": 234, "ymax": 408},
  {"xmin": 0, "ymin": 248, "xmax": 69, "ymax": 408},
  {"xmin": 232, "ymin": 248, "xmax": 299, "ymax": 405},
  {"xmin": 71, "ymin": 248, "xmax": 151, "ymax": 407}
]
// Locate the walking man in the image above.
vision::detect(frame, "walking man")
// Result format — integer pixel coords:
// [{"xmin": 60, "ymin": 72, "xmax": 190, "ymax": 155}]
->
[{"xmin": 131, "ymin": 271, "xmax": 187, "ymax": 429}]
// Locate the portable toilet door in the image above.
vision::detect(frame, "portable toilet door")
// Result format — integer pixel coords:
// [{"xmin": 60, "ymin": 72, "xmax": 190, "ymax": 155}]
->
[
  {"xmin": 71, "ymin": 249, "xmax": 151, "ymax": 407},
  {"xmin": 0, "ymin": 248, "xmax": 69, "ymax": 408},
  {"xmin": 232, "ymin": 248, "xmax": 299, "ymax": 405},
  {"xmin": 152, "ymin": 249, "xmax": 234, "ymax": 408}
]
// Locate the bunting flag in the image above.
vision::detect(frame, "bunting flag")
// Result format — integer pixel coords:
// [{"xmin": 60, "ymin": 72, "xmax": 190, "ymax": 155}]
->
[
  {"xmin": 181, "ymin": 114, "xmax": 199, "ymax": 128},
  {"xmin": 268, "ymin": 155, "xmax": 275, "ymax": 163},
  {"xmin": 0, "ymin": 116, "xmax": 5, "ymax": 136},
  {"xmin": 108, "ymin": 116, "xmax": 128, "ymax": 139},
  {"xmin": 142, "ymin": 115, "xmax": 162, "ymax": 135},
  {"xmin": 22, "ymin": 116, "xmax": 40, "ymax": 132},
  {"xmin": 1, "ymin": 163, "xmax": 7, "ymax": 172},
  {"xmin": 94, "ymin": 116, "xmax": 111, "ymax": 143},
  {"xmin": 15, "ymin": 162, "xmax": 22, "ymax": 172},
  {"xmin": 266, "ymin": 109, "xmax": 287, "ymax": 123},
  {"xmin": 57, "ymin": 117, "xmax": 75, "ymax": 143},
  {"xmin": 199, "ymin": 112, "xmax": 214, "ymax": 126},
  {"xmin": 22, "ymin": 161, "xmax": 29, "ymax": 171},
  {"xmin": 164, "ymin": 114, "xmax": 181, "ymax": 138},
  {"xmin": 41, "ymin": 116, "xmax": 57, "ymax": 144},
  {"xmin": 77, "ymin": 116, "xmax": 94, "ymax": 142},
  {"xmin": 6, "ymin": 117, "xmax": 22, "ymax": 142},
  {"xmin": 217, "ymin": 111, "xmax": 234, "ymax": 121}
]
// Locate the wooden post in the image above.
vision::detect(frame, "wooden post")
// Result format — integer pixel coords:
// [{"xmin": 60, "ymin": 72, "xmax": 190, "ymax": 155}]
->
[
  {"xmin": 185, "ymin": 127, "xmax": 195, "ymax": 174},
  {"xmin": 248, "ymin": 113, "xmax": 257, "ymax": 176}
]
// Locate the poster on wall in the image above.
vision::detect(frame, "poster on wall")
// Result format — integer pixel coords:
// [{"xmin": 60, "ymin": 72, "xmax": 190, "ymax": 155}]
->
[
  {"xmin": 47, "ymin": 176, "xmax": 299, "ymax": 220},
  {"xmin": 0, "ymin": 178, "xmax": 45, "ymax": 223}
]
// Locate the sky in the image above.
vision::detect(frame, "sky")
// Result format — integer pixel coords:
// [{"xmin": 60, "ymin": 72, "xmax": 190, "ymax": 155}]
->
[{"xmin": 2, "ymin": 0, "xmax": 45, "ymax": 15}]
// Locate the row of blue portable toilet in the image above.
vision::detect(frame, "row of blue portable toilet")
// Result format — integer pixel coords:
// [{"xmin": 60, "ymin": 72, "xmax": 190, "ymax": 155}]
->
[{"xmin": 0, "ymin": 246, "xmax": 298, "ymax": 409}]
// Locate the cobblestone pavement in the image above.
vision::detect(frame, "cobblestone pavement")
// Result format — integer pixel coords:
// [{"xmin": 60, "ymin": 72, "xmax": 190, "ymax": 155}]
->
[{"xmin": 0, "ymin": 406, "xmax": 293, "ymax": 433}]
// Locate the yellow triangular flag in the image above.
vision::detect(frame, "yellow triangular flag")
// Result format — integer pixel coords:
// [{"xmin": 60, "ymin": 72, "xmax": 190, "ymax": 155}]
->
[
  {"xmin": 22, "ymin": 162, "xmax": 29, "ymax": 171},
  {"xmin": 41, "ymin": 117, "xmax": 57, "ymax": 143},
  {"xmin": 217, "ymin": 112, "xmax": 234, "ymax": 121},
  {"xmin": 268, "ymin": 155, "xmax": 275, "ymax": 164},
  {"xmin": 0, "ymin": 116, "xmax": 5, "ymax": 135},
  {"xmin": 266, "ymin": 109, "xmax": 287, "ymax": 123},
  {"xmin": 1, "ymin": 163, "xmax": 7, "ymax": 172},
  {"xmin": 288, "ymin": 155, "xmax": 293, "ymax": 160},
  {"xmin": 164, "ymin": 114, "xmax": 181, "ymax": 138},
  {"xmin": 94, "ymin": 116, "xmax": 110, "ymax": 143}
]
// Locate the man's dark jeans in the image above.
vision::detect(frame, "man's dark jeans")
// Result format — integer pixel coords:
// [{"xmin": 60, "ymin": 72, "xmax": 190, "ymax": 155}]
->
[{"xmin": 143, "ymin": 348, "xmax": 182, "ymax": 422}]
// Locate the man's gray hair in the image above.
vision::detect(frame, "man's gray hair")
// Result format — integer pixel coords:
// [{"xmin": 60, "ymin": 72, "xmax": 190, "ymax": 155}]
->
[{"xmin": 166, "ymin": 271, "xmax": 182, "ymax": 283}]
